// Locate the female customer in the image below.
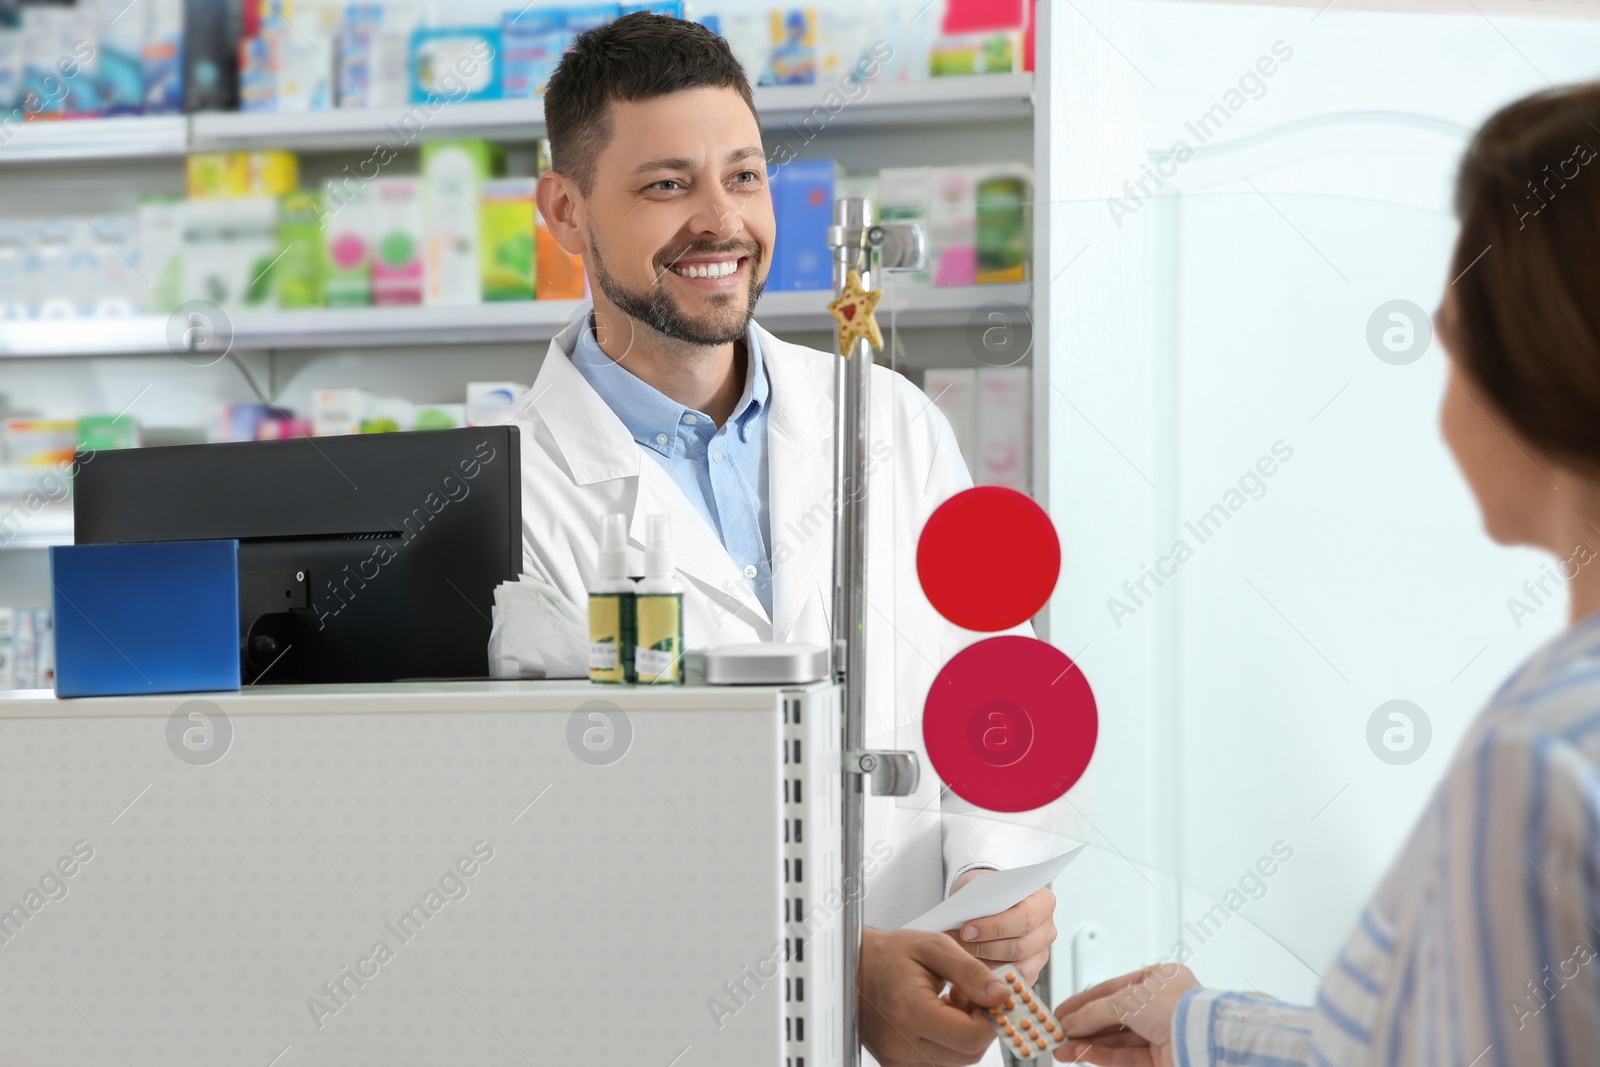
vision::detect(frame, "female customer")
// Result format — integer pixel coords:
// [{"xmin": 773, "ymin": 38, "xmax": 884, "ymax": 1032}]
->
[{"xmin": 1054, "ymin": 83, "xmax": 1600, "ymax": 1067}]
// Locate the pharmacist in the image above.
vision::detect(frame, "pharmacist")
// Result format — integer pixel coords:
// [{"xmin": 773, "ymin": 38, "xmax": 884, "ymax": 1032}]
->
[{"xmin": 515, "ymin": 14, "xmax": 1057, "ymax": 1067}]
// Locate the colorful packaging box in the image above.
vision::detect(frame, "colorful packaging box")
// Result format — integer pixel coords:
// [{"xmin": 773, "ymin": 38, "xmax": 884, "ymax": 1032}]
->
[
  {"xmin": 0, "ymin": 221, "xmax": 28, "ymax": 320},
  {"xmin": 312, "ymin": 388, "xmax": 370, "ymax": 435},
  {"xmin": 930, "ymin": 30, "xmax": 1021, "ymax": 77},
  {"xmin": 4, "ymin": 419, "xmax": 78, "ymax": 466},
  {"xmin": 35, "ymin": 609, "xmax": 54, "ymax": 690},
  {"xmin": 276, "ymin": 190, "xmax": 325, "ymax": 308},
  {"xmin": 275, "ymin": 0, "xmax": 339, "ymax": 110},
  {"xmin": 239, "ymin": 32, "xmax": 278, "ymax": 112},
  {"xmin": 0, "ymin": 609, "xmax": 15, "ymax": 691},
  {"xmin": 141, "ymin": 0, "xmax": 185, "ymax": 114},
  {"xmin": 187, "ymin": 152, "xmax": 251, "ymax": 197},
  {"xmin": 766, "ymin": 8, "xmax": 816, "ymax": 85},
  {"xmin": 256, "ymin": 415, "xmax": 314, "ymax": 439},
  {"xmin": 480, "ymin": 178, "xmax": 537, "ymax": 302},
  {"xmin": 13, "ymin": 608, "xmax": 37, "ymax": 690},
  {"xmin": 360, "ymin": 397, "xmax": 413, "ymax": 433},
  {"xmin": 930, "ymin": 166, "xmax": 977, "ymax": 287},
  {"xmin": 701, "ymin": 7, "xmax": 768, "ymax": 86},
  {"xmin": 371, "ymin": 176, "xmax": 424, "ymax": 305},
  {"xmin": 921, "ymin": 368, "xmax": 978, "ymax": 479},
  {"xmin": 211, "ymin": 403, "xmax": 276, "ymax": 443},
  {"xmin": 335, "ymin": 3, "xmax": 382, "ymax": 108},
  {"xmin": 184, "ymin": 0, "xmax": 241, "ymax": 111},
  {"xmin": 23, "ymin": 6, "xmax": 70, "ymax": 116},
  {"xmin": 368, "ymin": 3, "xmax": 422, "ymax": 107},
  {"xmin": 500, "ymin": 7, "xmax": 562, "ymax": 99},
  {"xmin": 88, "ymin": 214, "xmax": 140, "ymax": 316},
  {"xmin": 466, "ymin": 382, "xmax": 529, "ymax": 427},
  {"xmin": 410, "ymin": 26, "xmax": 502, "ymax": 104},
  {"xmin": 181, "ymin": 197, "xmax": 280, "ymax": 309},
  {"xmin": 137, "ymin": 196, "xmax": 185, "ymax": 314},
  {"xmin": 819, "ymin": 5, "xmax": 874, "ymax": 82},
  {"xmin": 0, "ymin": 27, "xmax": 21, "ymax": 115},
  {"xmin": 77, "ymin": 414, "xmax": 141, "ymax": 451},
  {"xmin": 422, "ymin": 140, "xmax": 503, "ymax": 305},
  {"xmin": 322, "ymin": 178, "xmax": 373, "ymax": 306},
  {"xmin": 767, "ymin": 157, "xmax": 836, "ymax": 291},
  {"xmin": 414, "ymin": 402, "xmax": 466, "ymax": 430},
  {"xmin": 249, "ymin": 149, "xmax": 299, "ymax": 195},
  {"xmin": 976, "ymin": 367, "xmax": 1030, "ymax": 491},
  {"xmin": 28, "ymin": 219, "xmax": 75, "ymax": 318},
  {"xmin": 93, "ymin": 0, "xmax": 142, "ymax": 115},
  {"xmin": 976, "ymin": 167, "xmax": 1031, "ymax": 284}
]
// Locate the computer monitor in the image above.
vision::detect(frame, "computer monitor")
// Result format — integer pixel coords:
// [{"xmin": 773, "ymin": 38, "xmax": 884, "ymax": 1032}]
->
[{"xmin": 73, "ymin": 427, "xmax": 522, "ymax": 684}]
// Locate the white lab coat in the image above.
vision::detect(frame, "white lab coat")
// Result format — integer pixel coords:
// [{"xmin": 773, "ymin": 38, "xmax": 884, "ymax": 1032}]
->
[{"xmin": 515, "ymin": 304, "xmax": 1057, "ymax": 1066}]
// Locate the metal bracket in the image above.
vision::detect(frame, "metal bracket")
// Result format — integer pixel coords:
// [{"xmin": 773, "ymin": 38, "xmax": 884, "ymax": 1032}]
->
[
  {"xmin": 844, "ymin": 749, "xmax": 920, "ymax": 797},
  {"xmin": 824, "ymin": 221, "xmax": 927, "ymax": 273}
]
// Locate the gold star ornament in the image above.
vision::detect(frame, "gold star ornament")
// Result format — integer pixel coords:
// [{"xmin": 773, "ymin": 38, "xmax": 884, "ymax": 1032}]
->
[{"xmin": 827, "ymin": 270, "xmax": 884, "ymax": 356}]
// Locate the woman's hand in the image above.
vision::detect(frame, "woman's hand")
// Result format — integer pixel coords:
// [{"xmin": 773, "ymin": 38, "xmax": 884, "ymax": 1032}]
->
[{"xmin": 1050, "ymin": 965, "xmax": 1199, "ymax": 1066}]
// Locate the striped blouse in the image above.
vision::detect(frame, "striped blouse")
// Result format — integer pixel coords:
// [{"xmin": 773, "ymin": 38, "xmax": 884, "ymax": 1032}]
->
[{"xmin": 1175, "ymin": 609, "xmax": 1600, "ymax": 1067}]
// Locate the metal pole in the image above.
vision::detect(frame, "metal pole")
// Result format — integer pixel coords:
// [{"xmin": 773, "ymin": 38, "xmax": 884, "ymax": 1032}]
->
[{"xmin": 831, "ymin": 197, "xmax": 874, "ymax": 1067}]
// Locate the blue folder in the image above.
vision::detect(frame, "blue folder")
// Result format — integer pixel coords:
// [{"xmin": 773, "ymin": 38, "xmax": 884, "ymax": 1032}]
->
[{"xmin": 50, "ymin": 540, "xmax": 241, "ymax": 698}]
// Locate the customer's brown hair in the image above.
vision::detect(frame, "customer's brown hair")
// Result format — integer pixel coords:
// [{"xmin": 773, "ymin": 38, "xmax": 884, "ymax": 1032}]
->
[{"xmin": 1450, "ymin": 84, "xmax": 1600, "ymax": 471}]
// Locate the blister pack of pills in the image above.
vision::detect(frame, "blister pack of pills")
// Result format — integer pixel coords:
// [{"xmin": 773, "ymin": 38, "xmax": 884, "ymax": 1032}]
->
[{"xmin": 983, "ymin": 966, "xmax": 1064, "ymax": 1060}]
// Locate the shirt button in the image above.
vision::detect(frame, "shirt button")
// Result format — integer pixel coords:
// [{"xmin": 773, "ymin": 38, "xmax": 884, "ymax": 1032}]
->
[
  {"xmin": 744, "ymin": 564, "xmax": 757, "ymax": 579},
  {"xmin": 711, "ymin": 449, "xmax": 723, "ymax": 463},
  {"xmin": 655, "ymin": 433, "xmax": 668, "ymax": 445},
  {"xmin": 683, "ymin": 413, "xmax": 698, "ymax": 425}
]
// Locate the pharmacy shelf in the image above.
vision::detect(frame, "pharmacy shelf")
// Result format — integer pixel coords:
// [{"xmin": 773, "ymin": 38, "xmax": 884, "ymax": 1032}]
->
[
  {"xmin": 0, "ymin": 505, "xmax": 72, "ymax": 550},
  {"xmin": 0, "ymin": 316, "xmax": 172, "ymax": 357},
  {"xmin": 0, "ymin": 114, "xmax": 189, "ymax": 165},
  {"xmin": 189, "ymin": 98, "xmax": 547, "ymax": 153},
  {"xmin": 757, "ymin": 73, "xmax": 1033, "ymax": 129},
  {"xmin": 0, "ymin": 283, "xmax": 1030, "ymax": 357},
  {"xmin": 192, "ymin": 74, "xmax": 1035, "ymax": 152},
  {"xmin": 0, "ymin": 75, "xmax": 1033, "ymax": 164}
]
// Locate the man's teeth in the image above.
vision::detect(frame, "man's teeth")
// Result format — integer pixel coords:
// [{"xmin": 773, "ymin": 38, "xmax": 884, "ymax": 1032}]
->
[{"xmin": 672, "ymin": 259, "xmax": 739, "ymax": 279}]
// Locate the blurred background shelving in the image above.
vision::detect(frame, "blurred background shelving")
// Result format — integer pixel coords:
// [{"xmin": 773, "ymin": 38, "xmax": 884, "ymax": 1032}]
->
[
  {"xmin": 0, "ymin": 0, "xmax": 1045, "ymax": 707},
  {"xmin": 0, "ymin": 73, "xmax": 1035, "ymax": 162},
  {"xmin": 0, "ymin": 281, "xmax": 1031, "ymax": 358}
]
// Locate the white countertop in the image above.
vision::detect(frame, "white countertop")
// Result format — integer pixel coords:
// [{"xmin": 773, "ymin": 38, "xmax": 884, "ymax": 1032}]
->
[{"xmin": 0, "ymin": 679, "xmax": 827, "ymax": 717}]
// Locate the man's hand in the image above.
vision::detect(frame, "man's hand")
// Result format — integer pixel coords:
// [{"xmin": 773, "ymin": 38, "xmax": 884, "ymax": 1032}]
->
[
  {"xmin": 946, "ymin": 869, "xmax": 1057, "ymax": 985},
  {"xmin": 858, "ymin": 927, "xmax": 1008, "ymax": 1067},
  {"xmin": 1050, "ymin": 965, "xmax": 1200, "ymax": 1066}
]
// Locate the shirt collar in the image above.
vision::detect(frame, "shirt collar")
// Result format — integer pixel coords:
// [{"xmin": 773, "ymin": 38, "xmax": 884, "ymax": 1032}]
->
[
  {"xmin": 568, "ymin": 316, "xmax": 768, "ymax": 453},
  {"xmin": 730, "ymin": 324, "xmax": 769, "ymax": 443}
]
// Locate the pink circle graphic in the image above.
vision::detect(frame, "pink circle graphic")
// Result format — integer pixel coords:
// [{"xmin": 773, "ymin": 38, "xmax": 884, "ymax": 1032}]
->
[
  {"xmin": 924, "ymin": 636, "xmax": 1097, "ymax": 812},
  {"xmin": 965, "ymin": 698, "xmax": 1034, "ymax": 768}
]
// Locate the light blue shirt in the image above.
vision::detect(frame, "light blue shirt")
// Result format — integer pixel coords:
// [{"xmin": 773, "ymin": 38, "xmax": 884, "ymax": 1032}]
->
[
  {"xmin": 570, "ymin": 317, "xmax": 773, "ymax": 618},
  {"xmin": 1167, "ymin": 608, "xmax": 1600, "ymax": 1067}
]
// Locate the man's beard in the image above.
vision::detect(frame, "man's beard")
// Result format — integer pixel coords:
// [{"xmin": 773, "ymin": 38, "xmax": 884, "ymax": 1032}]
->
[{"xmin": 589, "ymin": 230, "xmax": 766, "ymax": 347}]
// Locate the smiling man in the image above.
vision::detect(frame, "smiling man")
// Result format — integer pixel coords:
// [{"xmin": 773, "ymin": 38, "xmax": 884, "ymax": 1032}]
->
[{"xmin": 520, "ymin": 13, "xmax": 1058, "ymax": 1067}]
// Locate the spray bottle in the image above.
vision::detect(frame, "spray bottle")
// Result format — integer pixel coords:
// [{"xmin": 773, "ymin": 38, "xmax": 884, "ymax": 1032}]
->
[
  {"xmin": 588, "ymin": 513, "xmax": 636, "ymax": 684},
  {"xmin": 634, "ymin": 514, "xmax": 685, "ymax": 685}
]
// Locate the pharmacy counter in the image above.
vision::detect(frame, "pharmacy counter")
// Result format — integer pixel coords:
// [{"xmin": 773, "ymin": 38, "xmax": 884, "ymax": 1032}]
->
[{"xmin": 0, "ymin": 681, "xmax": 843, "ymax": 1067}]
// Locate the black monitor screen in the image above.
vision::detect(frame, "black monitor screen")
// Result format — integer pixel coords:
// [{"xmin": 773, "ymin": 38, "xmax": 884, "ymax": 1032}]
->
[{"xmin": 73, "ymin": 427, "xmax": 522, "ymax": 685}]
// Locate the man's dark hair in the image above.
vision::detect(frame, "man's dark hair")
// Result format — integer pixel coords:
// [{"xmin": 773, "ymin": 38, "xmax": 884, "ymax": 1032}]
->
[{"xmin": 543, "ymin": 12, "xmax": 758, "ymax": 197}]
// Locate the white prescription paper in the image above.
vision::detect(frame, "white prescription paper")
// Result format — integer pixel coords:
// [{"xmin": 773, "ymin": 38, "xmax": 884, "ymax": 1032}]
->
[{"xmin": 899, "ymin": 846, "xmax": 1086, "ymax": 933}]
